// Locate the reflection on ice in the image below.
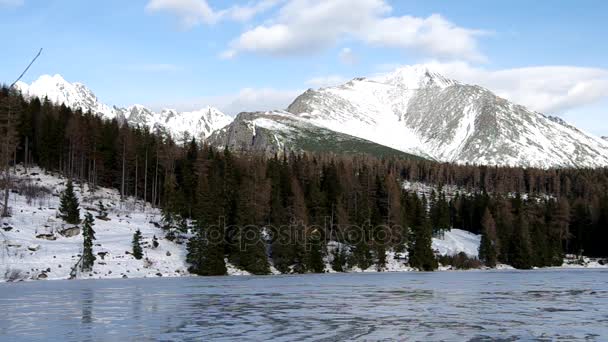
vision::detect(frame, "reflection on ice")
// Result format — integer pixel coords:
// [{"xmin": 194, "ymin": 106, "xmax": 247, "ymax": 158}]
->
[{"xmin": 0, "ymin": 270, "xmax": 607, "ymax": 341}]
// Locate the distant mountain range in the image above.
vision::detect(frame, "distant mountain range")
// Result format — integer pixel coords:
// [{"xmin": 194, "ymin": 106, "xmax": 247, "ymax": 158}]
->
[
  {"xmin": 16, "ymin": 75, "xmax": 232, "ymax": 141},
  {"xmin": 15, "ymin": 69, "xmax": 608, "ymax": 168}
]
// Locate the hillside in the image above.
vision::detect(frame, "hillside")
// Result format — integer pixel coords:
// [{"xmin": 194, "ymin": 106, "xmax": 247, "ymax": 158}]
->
[
  {"xmin": 208, "ymin": 111, "xmax": 425, "ymax": 159},
  {"xmin": 287, "ymin": 66, "xmax": 608, "ymax": 168}
]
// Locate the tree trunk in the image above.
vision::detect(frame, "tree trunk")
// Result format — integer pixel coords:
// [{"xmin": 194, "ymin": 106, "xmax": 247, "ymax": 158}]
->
[
  {"xmin": 2, "ymin": 103, "xmax": 12, "ymax": 217},
  {"xmin": 121, "ymin": 141, "xmax": 126, "ymax": 201},
  {"xmin": 144, "ymin": 149, "xmax": 148, "ymax": 209},
  {"xmin": 135, "ymin": 156, "xmax": 138, "ymax": 201}
]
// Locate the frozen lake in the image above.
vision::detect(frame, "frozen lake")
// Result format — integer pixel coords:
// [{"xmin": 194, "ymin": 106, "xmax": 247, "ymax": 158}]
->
[{"xmin": 1, "ymin": 270, "xmax": 607, "ymax": 341}]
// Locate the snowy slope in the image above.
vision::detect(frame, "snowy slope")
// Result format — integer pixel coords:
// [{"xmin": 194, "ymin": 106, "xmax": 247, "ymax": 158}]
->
[
  {"xmin": 287, "ymin": 66, "xmax": 608, "ymax": 168},
  {"xmin": 16, "ymin": 75, "xmax": 233, "ymax": 142},
  {"xmin": 0, "ymin": 166, "xmax": 190, "ymax": 281},
  {"xmin": 0, "ymin": 166, "xmax": 255, "ymax": 282},
  {"xmin": 207, "ymin": 111, "xmax": 422, "ymax": 159},
  {"xmin": 16, "ymin": 74, "xmax": 122, "ymax": 121},
  {"xmin": 432, "ymin": 229, "xmax": 481, "ymax": 258}
]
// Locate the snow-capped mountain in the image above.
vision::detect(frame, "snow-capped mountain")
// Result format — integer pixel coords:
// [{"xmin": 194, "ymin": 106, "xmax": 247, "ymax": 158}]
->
[
  {"xmin": 286, "ymin": 66, "xmax": 608, "ymax": 168},
  {"xmin": 16, "ymin": 75, "xmax": 233, "ymax": 141},
  {"xmin": 16, "ymin": 74, "xmax": 123, "ymax": 120},
  {"xmin": 118, "ymin": 105, "xmax": 232, "ymax": 141},
  {"xmin": 603, "ymin": 136, "xmax": 608, "ymax": 141},
  {"xmin": 207, "ymin": 111, "xmax": 420, "ymax": 159}
]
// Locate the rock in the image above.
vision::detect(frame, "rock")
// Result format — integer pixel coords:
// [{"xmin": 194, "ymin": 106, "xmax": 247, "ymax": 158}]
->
[
  {"xmin": 97, "ymin": 252, "xmax": 108, "ymax": 260},
  {"xmin": 7, "ymin": 242, "xmax": 22, "ymax": 248},
  {"xmin": 28, "ymin": 244, "xmax": 41, "ymax": 252},
  {"xmin": 58, "ymin": 226, "xmax": 80, "ymax": 238},
  {"xmin": 166, "ymin": 251, "xmax": 172, "ymax": 257},
  {"xmin": 46, "ymin": 268, "xmax": 51, "ymax": 273},
  {"xmin": 2, "ymin": 226, "xmax": 12, "ymax": 232},
  {"xmin": 37, "ymin": 273, "xmax": 48, "ymax": 280},
  {"xmin": 156, "ymin": 273, "xmax": 163, "ymax": 277},
  {"xmin": 122, "ymin": 275, "xmax": 128, "ymax": 279},
  {"xmin": 36, "ymin": 233, "xmax": 56, "ymax": 241}
]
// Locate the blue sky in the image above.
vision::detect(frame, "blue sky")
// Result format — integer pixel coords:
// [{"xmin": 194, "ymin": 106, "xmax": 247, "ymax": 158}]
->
[{"xmin": 1, "ymin": 0, "xmax": 607, "ymax": 135}]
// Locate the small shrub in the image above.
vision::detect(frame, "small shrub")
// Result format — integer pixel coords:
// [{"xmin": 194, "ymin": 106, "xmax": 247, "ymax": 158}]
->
[
  {"xmin": 4, "ymin": 269, "xmax": 25, "ymax": 282},
  {"xmin": 437, "ymin": 252, "xmax": 483, "ymax": 270}
]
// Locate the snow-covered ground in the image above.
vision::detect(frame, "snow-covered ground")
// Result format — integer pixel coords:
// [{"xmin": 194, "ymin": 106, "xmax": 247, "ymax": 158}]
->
[
  {"xmin": 1, "ymin": 166, "xmax": 605, "ymax": 282},
  {"xmin": 432, "ymin": 229, "xmax": 480, "ymax": 258},
  {"xmin": 0, "ymin": 166, "xmax": 195, "ymax": 282}
]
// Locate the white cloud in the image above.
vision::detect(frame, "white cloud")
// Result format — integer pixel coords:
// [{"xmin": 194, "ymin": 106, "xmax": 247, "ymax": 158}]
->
[
  {"xmin": 145, "ymin": 0, "xmax": 281, "ymax": 28},
  {"xmin": 388, "ymin": 61, "xmax": 608, "ymax": 115},
  {"xmin": 224, "ymin": 0, "xmax": 485, "ymax": 61},
  {"xmin": 223, "ymin": 0, "xmax": 283, "ymax": 22},
  {"xmin": 306, "ymin": 75, "xmax": 348, "ymax": 88},
  {"xmin": 146, "ymin": 0, "xmax": 218, "ymax": 28},
  {"xmin": 0, "ymin": 0, "xmax": 23, "ymax": 7},
  {"xmin": 339, "ymin": 48, "xmax": 357, "ymax": 65}
]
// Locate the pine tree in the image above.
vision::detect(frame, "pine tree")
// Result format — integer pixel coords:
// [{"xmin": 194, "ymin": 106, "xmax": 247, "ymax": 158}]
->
[
  {"xmin": 408, "ymin": 195, "xmax": 438, "ymax": 271},
  {"xmin": 132, "ymin": 229, "xmax": 143, "ymax": 260},
  {"xmin": 186, "ymin": 222, "xmax": 227, "ymax": 276},
  {"xmin": 59, "ymin": 179, "xmax": 80, "ymax": 224},
  {"xmin": 81, "ymin": 212, "xmax": 96, "ymax": 272},
  {"xmin": 510, "ymin": 207, "xmax": 532, "ymax": 269},
  {"xmin": 479, "ymin": 208, "xmax": 498, "ymax": 267},
  {"xmin": 306, "ymin": 228, "xmax": 326, "ymax": 273},
  {"xmin": 96, "ymin": 200, "xmax": 108, "ymax": 220},
  {"xmin": 330, "ymin": 245, "xmax": 347, "ymax": 272}
]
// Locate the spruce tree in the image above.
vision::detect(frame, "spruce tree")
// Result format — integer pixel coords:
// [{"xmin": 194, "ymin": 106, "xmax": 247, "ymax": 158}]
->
[
  {"xmin": 96, "ymin": 201, "xmax": 108, "ymax": 220},
  {"xmin": 330, "ymin": 246, "xmax": 347, "ymax": 272},
  {"xmin": 187, "ymin": 223, "xmax": 227, "ymax": 276},
  {"xmin": 306, "ymin": 229, "xmax": 326, "ymax": 273},
  {"xmin": 479, "ymin": 208, "xmax": 498, "ymax": 267},
  {"xmin": 132, "ymin": 229, "xmax": 143, "ymax": 260},
  {"xmin": 59, "ymin": 179, "xmax": 80, "ymax": 224},
  {"xmin": 233, "ymin": 225, "xmax": 270, "ymax": 275},
  {"xmin": 81, "ymin": 213, "xmax": 96, "ymax": 272},
  {"xmin": 408, "ymin": 195, "xmax": 438, "ymax": 271}
]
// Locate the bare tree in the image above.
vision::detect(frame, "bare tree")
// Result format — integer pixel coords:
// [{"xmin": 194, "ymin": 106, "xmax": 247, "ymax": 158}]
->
[{"xmin": 1, "ymin": 48, "xmax": 42, "ymax": 217}]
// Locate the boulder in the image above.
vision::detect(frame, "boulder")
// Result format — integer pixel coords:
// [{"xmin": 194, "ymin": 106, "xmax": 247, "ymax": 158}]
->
[
  {"xmin": 36, "ymin": 233, "xmax": 56, "ymax": 241},
  {"xmin": 28, "ymin": 244, "xmax": 41, "ymax": 252},
  {"xmin": 59, "ymin": 226, "xmax": 80, "ymax": 238},
  {"xmin": 37, "ymin": 273, "xmax": 48, "ymax": 280}
]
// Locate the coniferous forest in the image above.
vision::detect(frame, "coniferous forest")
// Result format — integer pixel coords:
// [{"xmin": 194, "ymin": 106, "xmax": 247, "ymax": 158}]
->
[{"xmin": 1, "ymin": 86, "xmax": 608, "ymax": 275}]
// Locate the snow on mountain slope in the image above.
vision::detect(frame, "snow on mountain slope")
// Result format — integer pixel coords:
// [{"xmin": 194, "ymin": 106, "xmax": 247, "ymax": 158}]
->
[
  {"xmin": 16, "ymin": 75, "xmax": 233, "ymax": 142},
  {"xmin": 432, "ymin": 229, "xmax": 481, "ymax": 258},
  {"xmin": 0, "ymin": 167, "xmax": 189, "ymax": 281},
  {"xmin": 287, "ymin": 66, "xmax": 608, "ymax": 168},
  {"xmin": 160, "ymin": 106, "xmax": 234, "ymax": 141},
  {"xmin": 16, "ymin": 74, "xmax": 122, "ymax": 120},
  {"xmin": 207, "ymin": 111, "xmax": 423, "ymax": 159},
  {"xmin": 0, "ymin": 166, "xmax": 253, "ymax": 282}
]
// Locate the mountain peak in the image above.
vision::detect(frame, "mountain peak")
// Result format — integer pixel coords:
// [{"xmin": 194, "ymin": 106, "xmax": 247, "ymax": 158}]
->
[
  {"xmin": 18, "ymin": 75, "xmax": 233, "ymax": 141},
  {"xmin": 378, "ymin": 65, "xmax": 457, "ymax": 89}
]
